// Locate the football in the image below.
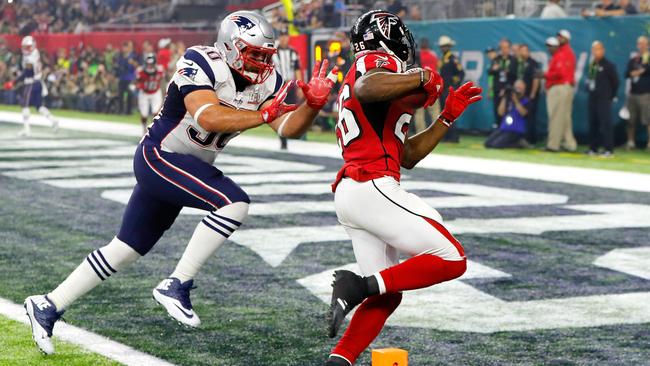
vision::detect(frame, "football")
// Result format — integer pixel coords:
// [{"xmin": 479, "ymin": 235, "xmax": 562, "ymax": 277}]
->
[{"xmin": 396, "ymin": 89, "xmax": 428, "ymax": 110}]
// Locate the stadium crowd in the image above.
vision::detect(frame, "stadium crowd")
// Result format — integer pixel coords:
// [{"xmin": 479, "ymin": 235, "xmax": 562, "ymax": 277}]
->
[{"xmin": 0, "ymin": 0, "xmax": 167, "ymax": 34}]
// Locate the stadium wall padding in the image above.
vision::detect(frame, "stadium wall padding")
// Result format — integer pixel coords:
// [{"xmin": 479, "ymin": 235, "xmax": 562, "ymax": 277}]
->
[{"xmin": 407, "ymin": 15, "xmax": 650, "ymax": 135}]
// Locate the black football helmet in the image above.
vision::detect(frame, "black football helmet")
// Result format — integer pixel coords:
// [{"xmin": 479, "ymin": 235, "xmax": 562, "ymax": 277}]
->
[{"xmin": 350, "ymin": 9, "xmax": 415, "ymax": 65}]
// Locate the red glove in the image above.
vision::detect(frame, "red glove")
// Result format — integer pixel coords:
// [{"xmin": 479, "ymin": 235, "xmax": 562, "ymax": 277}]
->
[
  {"xmin": 422, "ymin": 67, "xmax": 444, "ymax": 108},
  {"xmin": 439, "ymin": 81, "xmax": 483, "ymax": 126},
  {"xmin": 297, "ymin": 59, "xmax": 339, "ymax": 110},
  {"xmin": 260, "ymin": 80, "xmax": 298, "ymax": 123}
]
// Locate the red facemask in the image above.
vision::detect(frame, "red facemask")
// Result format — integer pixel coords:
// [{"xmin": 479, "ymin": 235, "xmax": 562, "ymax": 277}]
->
[{"xmin": 231, "ymin": 38, "xmax": 276, "ymax": 84}]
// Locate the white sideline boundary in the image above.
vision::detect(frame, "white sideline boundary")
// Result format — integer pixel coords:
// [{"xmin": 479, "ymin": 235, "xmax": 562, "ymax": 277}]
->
[
  {"xmin": 0, "ymin": 297, "xmax": 176, "ymax": 366},
  {"xmin": 2, "ymin": 110, "xmax": 649, "ymax": 193}
]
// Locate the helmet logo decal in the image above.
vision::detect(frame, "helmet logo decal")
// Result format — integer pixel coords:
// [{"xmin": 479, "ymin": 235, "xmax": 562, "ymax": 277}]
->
[
  {"xmin": 369, "ymin": 12, "xmax": 399, "ymax": 39},
  {"xmin": 229, "ymin": 15, "xmax": 256, "ymax": 34}
]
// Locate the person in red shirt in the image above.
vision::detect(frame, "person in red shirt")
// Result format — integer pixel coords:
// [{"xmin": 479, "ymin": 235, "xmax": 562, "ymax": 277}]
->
[
  {"xmin": 156, "ymin": 38, "xmax": 172, "ymax": 72},
  {"xmin": 324, "ymin": 10, "xmax": 482, "ymax": 366},
  {"xmin": 544, "ymin": 30, "xmax": 577, "ymax": 152},
  {"xmin": 413, "ymin": 37, "xmax": 440, "ymax": 132},
  {"xmin": 136, "ymin": 53, "xmax": 165, "ymax": 135}
]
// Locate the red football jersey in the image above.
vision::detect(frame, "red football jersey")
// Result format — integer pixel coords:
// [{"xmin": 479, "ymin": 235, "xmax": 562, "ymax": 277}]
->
[
  {"xmin": 136, "ymin": 65, "xmax": 165, "ymax": 94},
  {"xmin": 333, "ymin": 51, "xmax": 412, "ymax": 191}
]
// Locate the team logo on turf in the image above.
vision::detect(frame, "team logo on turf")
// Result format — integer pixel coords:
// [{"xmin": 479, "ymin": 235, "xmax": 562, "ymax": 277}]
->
[{"xmin": 369, "ymin": 12, "xmax": 399, "ymax": 39}]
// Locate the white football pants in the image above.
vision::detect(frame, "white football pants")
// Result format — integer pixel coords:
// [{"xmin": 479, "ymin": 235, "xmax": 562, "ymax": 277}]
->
[
  {"xmin": 138, "ymin": 90, "xmax": 163, "ymax": 118},
  {"xmin": 334, "ymin": 176, "xmax": 465, "ymax": 276}
]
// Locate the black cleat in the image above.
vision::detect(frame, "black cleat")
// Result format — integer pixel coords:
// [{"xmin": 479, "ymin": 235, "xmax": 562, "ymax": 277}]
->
[
  {"xmin": 324, "ymin": 355, "xmax": 352, "ymax": 366},
  {"xmin": 327, "ymin": 270, "xmax": 367, "ymax": 338}
]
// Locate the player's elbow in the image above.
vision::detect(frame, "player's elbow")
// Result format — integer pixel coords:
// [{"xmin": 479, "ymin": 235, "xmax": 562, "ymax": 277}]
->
[
  {"xmin": 354, "ymin": 81, "xmax": 375, "ymax": 104},
  {"xmin": 401, "ymin": 159, "xmax": 417, "ymax": 170}
]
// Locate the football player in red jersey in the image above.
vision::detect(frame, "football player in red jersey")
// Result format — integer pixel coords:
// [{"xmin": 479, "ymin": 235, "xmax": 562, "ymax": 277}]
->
[
  {"xmin": 324, "ymin": 10, "xmax": 482, "ymax": 366},
  {"xmin": 136, "ymin": 53, "xmax": 165, "ymax": 135}
]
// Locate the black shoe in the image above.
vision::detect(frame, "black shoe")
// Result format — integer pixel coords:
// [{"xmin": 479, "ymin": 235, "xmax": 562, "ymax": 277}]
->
[
  {"xmin": 324, "ymin": 355, "xmax": 352, "ymax": 366},
  {"xmin": 543, "ymin": 147, "xmax": 559, "ymax": 153},
  {"xmin": 327, "ymin": 270, "xmax": 367, "ymax": 338},
  {"xmin": 585, "ymin": 149, "xmax": 598, "ymax": 156}
]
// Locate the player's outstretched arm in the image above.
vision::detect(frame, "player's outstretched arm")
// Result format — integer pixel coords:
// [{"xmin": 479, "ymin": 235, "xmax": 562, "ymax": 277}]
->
[
  {"xmin": 355, "ymin": 67, "xmax": 442, "ymax": 107},
  {"xmin": 184, "ymin": 90, "xmax": 271, "ymax": 133},
  {"xmin": 266, "ymin": 59, "xmax": 338, "ymax": 138},
  {"xmin": 401, "ymin": 81, "xmax": 483, "ymax": 169}
]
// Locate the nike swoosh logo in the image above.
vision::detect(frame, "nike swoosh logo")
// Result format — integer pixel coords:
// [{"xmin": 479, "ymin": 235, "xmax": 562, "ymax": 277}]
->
[
  {"xmin": 173, "ymin": 303, "xmax": 194, "ymax": 318},
  {"xmin": 183, "ymin": 61, "xmax": 194, "ymax": 66}
]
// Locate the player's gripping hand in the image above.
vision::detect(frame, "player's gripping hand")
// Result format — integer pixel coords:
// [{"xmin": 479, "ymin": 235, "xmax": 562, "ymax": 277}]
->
[
  {"xmin": 297, "ymin": 59, "xmax": 339, "ymax": 110},
  {"xmin": 439, "ymin": 81, "xmax": 483, "ymax": 126},
  {"xmin": 260, "ymin": 80, "xmax": 299, "ymax": 123},
  {"xmin": 408, "ymin": 67, "xmax": 444, "ymax": 108}
]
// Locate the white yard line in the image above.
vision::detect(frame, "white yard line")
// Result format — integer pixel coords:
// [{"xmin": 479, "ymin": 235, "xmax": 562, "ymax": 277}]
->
[
  {"xmin": 0, "ymin": 297, "xmax": 177, "ymax": 366},
  {"xmin": 2, "ymin": 110, "xmax": 649, "ymax": 193}
]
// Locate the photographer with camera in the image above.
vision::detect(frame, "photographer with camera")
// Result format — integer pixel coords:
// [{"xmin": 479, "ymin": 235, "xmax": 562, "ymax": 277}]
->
[
  {"xmin": 488, "ymin": 38, "xmax": 517, "ymax": 128},
  {"xmin": 485, "ymin": 79, "xmax": 530, "ymax": 149}
]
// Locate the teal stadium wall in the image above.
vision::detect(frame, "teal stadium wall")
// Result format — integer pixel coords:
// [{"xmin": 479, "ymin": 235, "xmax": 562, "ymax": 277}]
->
[{"xmin": 407, "ymin": 15, "xmax": 650, "ymax": 135}]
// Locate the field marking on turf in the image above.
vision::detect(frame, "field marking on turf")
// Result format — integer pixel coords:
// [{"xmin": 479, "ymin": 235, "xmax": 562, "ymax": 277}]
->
[
  {"xmin": 1, "ymin": 112, "xmax": 650, "ymax": 193},
  {"xmin": 594, "ymin": 247, "xmax": 650, "ymax": 280},
  {"xmin": 0, "ymin": 297, "xmax": 177, "ymax": 366},
  {"xmin": 299, "ymin": 258, "xmax": 650, "ymax": 332},
  {"xmin": 230, "ymin": 203, "xmax": 650, "ymax": 267}
]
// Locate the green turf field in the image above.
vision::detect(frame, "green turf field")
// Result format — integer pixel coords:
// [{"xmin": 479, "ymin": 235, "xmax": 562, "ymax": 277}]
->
[
  {"xmin": 0, "ymin": 316, "xmax": 120, "ymax": 366},
  {"xmin": 3, "ymin": 104, "xmax": 649, "ymax": 174}
]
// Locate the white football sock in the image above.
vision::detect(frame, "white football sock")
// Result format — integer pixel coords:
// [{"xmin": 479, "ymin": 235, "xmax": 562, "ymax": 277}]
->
[
  {"xmin": 48, "ymin": 237, "xmax": 140, "ymax": 310},
  {"xmin": 171, "ymin": 202, "xmax": 248, "ymax": 282},
  {"xmin": 22, "ymin": 107, "xmax": 30, "ymax": 132},
  {"xmin": 38, "ymin": 106, "xmax": 57, "ymax": 128}
]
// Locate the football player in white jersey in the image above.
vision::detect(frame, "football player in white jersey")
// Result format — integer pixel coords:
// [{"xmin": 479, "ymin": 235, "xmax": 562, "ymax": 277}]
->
[
  {"xmin": 24, "ymin": 11, "xmax": 338, "ymax": 355},
  {"xmin": 17, "ymin": 36, "xmax": 58, "ymax": 137}
]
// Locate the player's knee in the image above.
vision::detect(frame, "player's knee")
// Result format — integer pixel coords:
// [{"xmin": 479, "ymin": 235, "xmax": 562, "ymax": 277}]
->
[
  {"xmin": 218, "ymin": 201, "xmax": 249, "ymax": 223},
  {"xmin": 445, "ymin": 258, "xmax": 467, "ymax": 281}
]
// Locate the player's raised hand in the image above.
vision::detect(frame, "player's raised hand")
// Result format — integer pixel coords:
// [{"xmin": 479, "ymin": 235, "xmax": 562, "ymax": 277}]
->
[
  {"xmin": 439, "ymin": 81, "xmax": 483, "ymax": 126},
  {"xmin": 297, "ymin": 59, "xmax": 339, "ymax": 110},
  {"xmin": 260, "ymin": 80, "xmax": 299, "ymax": 123}
]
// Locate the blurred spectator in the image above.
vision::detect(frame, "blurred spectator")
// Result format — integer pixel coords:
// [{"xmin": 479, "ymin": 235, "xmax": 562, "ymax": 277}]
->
[
  {"xmin": 640, "ymin": 0, "xmax": 650, "ymax": 13},
  {"xmin": 413, "ymin": 38, "xmax": 439, "ymax": 133},
  {"xmin": 516, "ymin": 44, "xmax": 541, "ymax": 144},
  {"xmin": 157, "ymin": 38, "xmax": 172, "ymax": 71},
  {"xmin": 540, "ymin": 0, "xmax": 567, "ymax": 18},
  {"xmin": 587, "ymin": 0, "xmax": 637, "ymax": 16},
  {"xmin": 485, "ymin": 79, "xmax": 530, "ymax": 149},
  {"xmin": 387, "ymin": 0, "xmax": 408, "ymax": 18},
  {"xmin": 273, "ymin": 32, "xmax": 303, "ymax": 149},
  {"xmin": 544, "ymin": 33, "xmax": 577, "ymax": 152},
  {"xmin": 485, "ymin": 46, "xmax": 497, "ymax": 99},
  {"xmin": 116, "ymin": 41, "xmax": 138, "ymax": 115},
  {"xmin": 624, "ymin": 35, "xmax": 650, "ymax": 150},
  {"xmin": 585, "ymin": 41, "xmax": 618, "ymax": 157},
  {"xmin": 488, "ymin": 38, "xmax": 517, "ymax": 128},
  {"xmin": 438, "ymin": 35, "xmax": 464, "ymax": 142},
  {"xmin": 329, "ymin": 32, "xmax": 353, "ymax": 80}
]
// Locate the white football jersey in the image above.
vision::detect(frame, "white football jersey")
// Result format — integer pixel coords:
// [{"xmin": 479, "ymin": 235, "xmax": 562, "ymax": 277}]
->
[
  {"xmin": 22, "ymin": 49, "xmax": 42, "ymax": 83},
  {"xmin": 147, "ymin": 45, "xmax": 282, "ymax": 164}
]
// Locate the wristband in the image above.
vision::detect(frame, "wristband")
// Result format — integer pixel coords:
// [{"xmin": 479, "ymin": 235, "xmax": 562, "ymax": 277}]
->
[
  {"xmin": 193, "ymin": 103, "xmax": 215, "ymax": 123},
  {"xmin": 437, "ymin": 115, "xmax": 454, "ymax": 127}
]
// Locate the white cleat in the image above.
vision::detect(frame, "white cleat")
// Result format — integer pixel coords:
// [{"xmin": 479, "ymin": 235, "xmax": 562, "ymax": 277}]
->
[
  {"xmin": 153, "ymin": 277, "xmax": 201, "ymax": 327},
  {"xmin": 24, "ymin": 295, "xmax": 64, "ymax": 355}
]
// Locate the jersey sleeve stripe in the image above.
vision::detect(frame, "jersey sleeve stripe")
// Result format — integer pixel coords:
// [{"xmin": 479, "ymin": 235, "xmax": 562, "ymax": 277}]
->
[
  {"xmin": 179, "ymin": 84, "xmax": 214, "ymax": 98},
  {"xmin": 184, "ymin": 49, "xmax": 216, "ymax": 86}
]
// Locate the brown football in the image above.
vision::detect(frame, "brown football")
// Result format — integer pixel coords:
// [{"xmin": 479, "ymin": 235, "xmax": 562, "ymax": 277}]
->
[{"xmin": 396, "ymin": 89, "xmax": 428, "ymax": 110}]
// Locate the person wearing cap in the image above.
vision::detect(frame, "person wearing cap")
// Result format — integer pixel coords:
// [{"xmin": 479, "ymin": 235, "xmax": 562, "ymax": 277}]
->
[
  {"xmin": 544, "ymin": 32, "xmax": 577, "ymax": 152},
  {"xmin": 624, "ymin": 35, "xmax": 650, "ymax": 149},
  {"xmin": 586, "ymin": 41, "xmax": 619, "ymax": 157},
  {"xmin": 517, "ymin": 43, "xmax": 541, "ymax": 144},
  {"xmin": 413, "ymin": 38, "xmax": 440, "ymax": 133},
  {"xmin": 438, "ymin": 35, "xmax": 464, "ymax": 142},
  {"xmin": 488, "ymin": 38, "xmax": 517, "ymax": 128}
]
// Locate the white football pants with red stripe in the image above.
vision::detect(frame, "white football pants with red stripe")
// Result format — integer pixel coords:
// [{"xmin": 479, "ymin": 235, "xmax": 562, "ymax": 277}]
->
[{"xmin": 334, "ymin": 176, "xmax": 465, "ymax": 277}]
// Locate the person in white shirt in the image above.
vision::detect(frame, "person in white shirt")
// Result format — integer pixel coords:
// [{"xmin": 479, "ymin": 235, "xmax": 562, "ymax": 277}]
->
[{"xmin": 541, "ymin": 0, "xmax": 567, "ymax": 18}]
